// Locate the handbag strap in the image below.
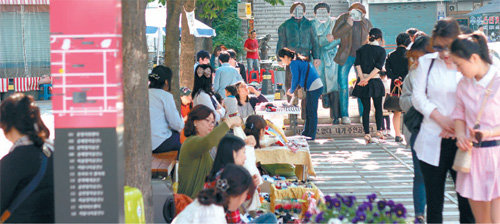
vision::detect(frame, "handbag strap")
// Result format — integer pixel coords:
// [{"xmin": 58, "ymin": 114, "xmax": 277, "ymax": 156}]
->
[
  {"xmin": 425, "ymin": 59, "xmax": 435, "ymax": 95},
  {"xmin": 0, "ymin": 149, "xmax": 48, "ymax": 223},
  {"xmin": 303, "ymin": 62, "xmax": 310, "ymax": 91},
  {"xmin": 475, "ymin": 71, "xmax": 498, "ymax": 126}
]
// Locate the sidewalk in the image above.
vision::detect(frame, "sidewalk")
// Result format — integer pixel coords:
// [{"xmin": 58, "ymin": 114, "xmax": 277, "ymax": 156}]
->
[{"xmin": 308, "ymin": 138, "xmax": 460, "ymax": 222}]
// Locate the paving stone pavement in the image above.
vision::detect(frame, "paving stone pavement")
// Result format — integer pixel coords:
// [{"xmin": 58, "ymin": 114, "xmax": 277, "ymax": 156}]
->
[{"xmin": 307, "ymin": 138, "xmax": 460, "ymax": 223}]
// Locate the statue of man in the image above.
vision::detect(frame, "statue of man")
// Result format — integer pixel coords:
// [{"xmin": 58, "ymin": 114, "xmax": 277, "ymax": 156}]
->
[
  {"xmin": 312, "ymin": 3, "xmax": 342, "ymax": 124},
  {"xmin": 332, "ymin": 3, "xmax": 372, "ymax": 124},
  {"xmin": 277, "ymin": 2, "xmax": 320, "ymax": 119}
]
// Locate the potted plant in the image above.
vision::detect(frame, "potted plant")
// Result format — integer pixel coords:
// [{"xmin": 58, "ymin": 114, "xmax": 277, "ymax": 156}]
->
[{"xmin": 304, "ymin": 193, "xmax": 411, "ymax": 223}]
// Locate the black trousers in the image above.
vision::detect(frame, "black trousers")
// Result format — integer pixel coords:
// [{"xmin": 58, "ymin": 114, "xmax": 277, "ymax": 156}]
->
[
  {"xmin": 360, "ymin": 97, "xmax": 383, "ymax": 134},
  {"xmin": 419, "ymin": 138, "xmax": 475, "ymax": 223}
]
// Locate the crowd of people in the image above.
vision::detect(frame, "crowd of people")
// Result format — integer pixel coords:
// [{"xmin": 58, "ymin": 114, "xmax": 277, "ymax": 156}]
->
[{"xmin": 1, "ymin": 9, "xmax": 499, "ymax": 223}]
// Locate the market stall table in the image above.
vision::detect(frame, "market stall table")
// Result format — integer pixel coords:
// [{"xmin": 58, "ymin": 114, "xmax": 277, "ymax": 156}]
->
[
  {"xmin": 255, "ymin": 100, "xmax": 301, "ymax": 133},
  {"xmin": 255, "ymin": 136, "xmax": 315, "ymax": 181}
]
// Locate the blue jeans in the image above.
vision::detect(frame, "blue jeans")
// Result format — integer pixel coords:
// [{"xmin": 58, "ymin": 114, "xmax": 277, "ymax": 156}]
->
[
  {"xmin": 410, "ymin": 133, "xmax": 426, "ymax": 217},
  {"xmin": 247, "ymin": 58, "xmax": 260, "ymax": 72},
  {"xmin": 250, "ymin": 213, "xmax": 277, "ymax": 224},
  {"xmin": 338, "ymin": 56, "xmax": 356, "ymax": 118},
  {"xmin": 153, "ymin": 131, "xmax": 181, "ymax": 153},
  {"xmin": 302, "ymin": 87, "xmax": 323, "ymax": 140}
]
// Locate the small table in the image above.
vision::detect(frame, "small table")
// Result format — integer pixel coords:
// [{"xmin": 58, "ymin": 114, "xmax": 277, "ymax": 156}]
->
[
  {"xmin": 255, "ymin": 137, "xmax": 315, "ymax": 181},
  {"xmin": 255, "ymin": 100, "xmax": 301, "ymax": 133}
]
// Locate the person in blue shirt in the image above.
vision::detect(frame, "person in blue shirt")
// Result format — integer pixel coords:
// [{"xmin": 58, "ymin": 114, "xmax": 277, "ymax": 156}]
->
[
  {"xmin": 278, "ymin": 47, "xmax": 324, "ymax": 140},
  {"xmin": 148, "ymin": 65, "xmax": 184, "ymax": 153},
  {"xmin": 213, "ymin": 51, "xmax": 243, "ymax": 98}
]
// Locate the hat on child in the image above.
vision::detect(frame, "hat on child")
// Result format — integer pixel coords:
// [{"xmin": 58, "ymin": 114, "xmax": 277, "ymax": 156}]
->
[{"xmin": 180, "ymin": 87, "xmax": 191, "ymax": 96}]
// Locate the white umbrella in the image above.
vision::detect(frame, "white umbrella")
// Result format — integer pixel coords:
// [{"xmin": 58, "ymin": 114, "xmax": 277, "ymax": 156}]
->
[{"xmin": 145, "ymin": 7, "xmax": 216, "ymax": 64}]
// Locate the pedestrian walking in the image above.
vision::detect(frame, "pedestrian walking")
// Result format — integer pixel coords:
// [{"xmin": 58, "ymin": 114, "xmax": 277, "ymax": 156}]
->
[
  {"xmin": 244, "ymin": 30, "xmax": 260, "ymax": 72},
  {"xmin": 351, "ymin": 28, "xmax": 387, "ymax": 143},
  {"xmin": 450, "ymin": 33, "xmax": 500, "ymax": 223},
  {"xmin": 385, "ymin": 32, "xmax": 411, "ymax": 142},
  {"xmin": 411, "ymin": 18, "xmax": 474, "ymax": 223},
  {"xmin": 0, "ymin": 93, "xmax": 54, "ymax": 223},
  {"xmin": 278, "ymin": 47, "xmax": 323, "ymax": 140},
  {"xmin": 399, "ymin": 35, "xmax": 431, "ymax": 222}
]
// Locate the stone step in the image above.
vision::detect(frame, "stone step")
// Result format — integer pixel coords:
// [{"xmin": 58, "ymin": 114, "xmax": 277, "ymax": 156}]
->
[
  {"xmin": 283, "ymin": 123, "xmax": 377, "ymax": 138},
  {"xmin": 283, "ymin": 116, "xmax": 376, "ymax": 125}
]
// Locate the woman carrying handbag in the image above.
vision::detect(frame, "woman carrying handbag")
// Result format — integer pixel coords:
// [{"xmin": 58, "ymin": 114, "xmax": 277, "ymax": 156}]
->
[
  {"xmin": 450, "ymin": 33, "xmax": 500, "ymax": 223},
  {"xmin": 385, "ymin": 33, "xmax": 411, "ymax": 142},
  {"xmin": 411, "ymin": 18, "xmax": 474, "ymax": 223}
]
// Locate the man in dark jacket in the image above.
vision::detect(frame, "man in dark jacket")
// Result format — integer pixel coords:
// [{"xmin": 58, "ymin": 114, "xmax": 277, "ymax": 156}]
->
[{"xmin": 332, "ymin": 3, "xmax": 372, "ymax": 124}]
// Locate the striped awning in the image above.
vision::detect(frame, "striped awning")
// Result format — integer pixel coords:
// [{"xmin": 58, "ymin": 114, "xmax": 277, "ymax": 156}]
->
[{"xmin": 0, "ymin": 0, "xmax": 49, "ymax": 4}]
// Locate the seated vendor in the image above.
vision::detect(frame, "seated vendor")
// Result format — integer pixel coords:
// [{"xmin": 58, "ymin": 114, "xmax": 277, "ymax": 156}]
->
[
  {"xmin": 205, "ymin": 135, "xmax": 276, "ymax": 224},
  {"xmin": 148, "ymin": 65, "xmax": 184, "ymax": 153},
  {"xmin": 173, "ymin": 165, "xmax": 255, "ymax": 224},
  {"xmin": 178, "ymin": 105, "xmax": 242, "ymax": 198},
  {"xmin": 234, "ymin": 81, "xmax": 268, "ymax": 120}
]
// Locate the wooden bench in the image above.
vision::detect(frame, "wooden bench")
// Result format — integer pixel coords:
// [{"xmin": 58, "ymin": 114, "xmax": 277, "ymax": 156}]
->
[{"xmin": 152, "ymin": 151, "xmax": 178, "ymax": 178}]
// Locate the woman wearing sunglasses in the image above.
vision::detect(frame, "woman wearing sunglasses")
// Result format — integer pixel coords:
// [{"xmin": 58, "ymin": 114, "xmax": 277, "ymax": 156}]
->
[
  {"xmin": 192, "ymin": 64, "xmax": 225, "ymax": 123},
  {"xmin": 450, "ymin": 33, "xmax": 500, "ymax": 223},
  {"xmin": 411, "ymin": 18, "xmax": 474, "ymax": 223}
]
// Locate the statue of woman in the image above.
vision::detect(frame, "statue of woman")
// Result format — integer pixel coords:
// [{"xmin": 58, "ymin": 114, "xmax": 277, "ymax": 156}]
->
[{"xmin": 312, "ymin": 3, "xmax": 342, "ymax": 124}]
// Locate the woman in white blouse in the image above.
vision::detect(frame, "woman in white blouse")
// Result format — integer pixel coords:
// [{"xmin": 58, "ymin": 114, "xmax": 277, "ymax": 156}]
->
[
  {"xmin": 411, "ymin": 18, "xmax": 474, "ymax": 223},
  {"xmin": 148, "ymin": 65, "xmax": 185, "ymax": 153},
  {"xmin": 192, "ymin": 64, "xmax": 225, "ymax": 123}
]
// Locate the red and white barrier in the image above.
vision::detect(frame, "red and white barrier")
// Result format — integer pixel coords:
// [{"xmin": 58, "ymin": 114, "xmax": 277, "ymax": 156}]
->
[
  {"xmin": 0, "ymin": 0, "xmax": 49, "ymax": 4},
  {"xmin": 0, "ymin": 77, "xmax": 47, "ymax": 93},
  {"xmin": 0, "ymin": 79, "xmax": 8, "ymax": 92}
]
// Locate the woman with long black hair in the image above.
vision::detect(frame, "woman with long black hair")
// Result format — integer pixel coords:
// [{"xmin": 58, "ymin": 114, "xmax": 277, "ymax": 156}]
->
[
  {"xmin": 278, "ymin": 47, "xmax": 323, "ymax": 140},
  {"xmin": 351, "ymin": 28, "xmax": 387, "ymax": 143},
  {"xmin": 192, "ymin": 64, "xmax": 225, "ymax": 122},
  {"xmin": 0, "ymin": 93, "xmax": 54, "ymax": 222}
]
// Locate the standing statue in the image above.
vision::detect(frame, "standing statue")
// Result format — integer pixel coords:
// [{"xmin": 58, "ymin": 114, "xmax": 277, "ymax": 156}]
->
[
  {"xmin": 332, "ymin": 3, "xmax": 372, "ymax": 124},
  {"xmin": 277, "ymin": 1, "xmax": 320, "ymax": 119},
  {"xmin": 258, "ymin": 34, "xmax": 272, "ymax": 60},
  {"xmin": 312, "ymin": 3, "xmax": 342, "ymax": 124}
]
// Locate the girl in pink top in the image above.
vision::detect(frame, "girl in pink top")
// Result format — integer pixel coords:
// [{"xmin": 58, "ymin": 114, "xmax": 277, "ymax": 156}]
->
[{"xmin": 451, "ymin": 33, "xmax": 500, "ymax": 223}]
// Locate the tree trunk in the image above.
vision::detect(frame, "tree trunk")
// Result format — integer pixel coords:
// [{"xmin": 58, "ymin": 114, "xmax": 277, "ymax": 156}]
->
[
  {"xmin": 165, "ymin": 0, "xmax": 183, "ymax": 110},
  {"xmin": 180, "ymin": 0, "xmax": 196, "ymax": 89},
  {"xmin": 194, "ymin": 7, "xmax": 213, "ymax": 54},
  {"xmin": 122, "ymin": 1, "xmax": 153, "ymax": 222}
]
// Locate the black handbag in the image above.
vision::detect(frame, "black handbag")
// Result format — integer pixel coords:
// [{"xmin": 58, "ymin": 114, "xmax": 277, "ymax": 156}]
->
[
  {"xmin": 383, "ymin": 86, "xmax": 402, "ymax": 111},
  {"xmin": 403, "ymin": 59, "xmax": 435, "ymax": 135}
]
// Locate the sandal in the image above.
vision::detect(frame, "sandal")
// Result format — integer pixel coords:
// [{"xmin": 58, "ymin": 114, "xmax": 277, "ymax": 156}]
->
[
  {"xmin": 364, "ymin": 134, "xmax": 372, "ymax": 144},
  {"xmin": 376, "ymin": 131, "xmax": 385, "ymax": 140},
  {"xmin": 395, "ymin": 136, "xmax": 404, "ymax": 142}
]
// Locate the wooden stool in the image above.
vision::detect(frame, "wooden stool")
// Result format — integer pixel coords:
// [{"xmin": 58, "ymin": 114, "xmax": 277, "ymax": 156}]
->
[{"xmin": 152, "ymin": 151, "xmax": 178, "ymax": 178}]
